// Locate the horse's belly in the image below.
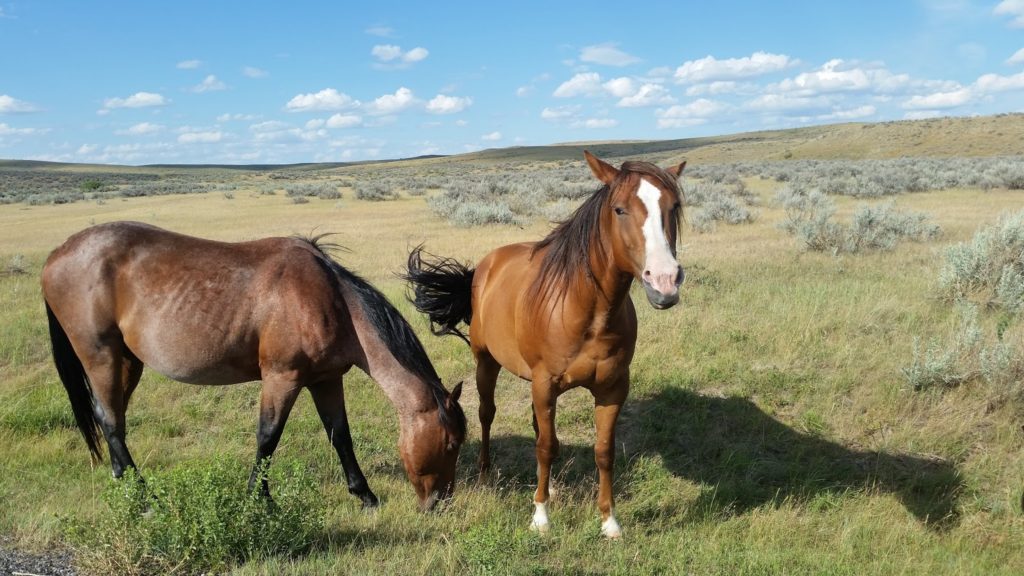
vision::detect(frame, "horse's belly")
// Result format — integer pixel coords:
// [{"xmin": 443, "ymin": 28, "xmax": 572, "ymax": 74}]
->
[{"xmin": 126, "ymin": 331, "xmax": 260, "ymax": 385}]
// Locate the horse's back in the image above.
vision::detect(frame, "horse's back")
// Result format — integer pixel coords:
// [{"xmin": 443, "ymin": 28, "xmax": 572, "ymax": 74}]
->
[{"xmin": 42, "ymin": 222, "xmax": 348, "ymax": 385}]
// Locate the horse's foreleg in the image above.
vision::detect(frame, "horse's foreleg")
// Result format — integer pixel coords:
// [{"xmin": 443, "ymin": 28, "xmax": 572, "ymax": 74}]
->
[
  {"xmin": 308, "ymin": 378, "xmax": 378, "ymax": 508},
  {"xmin": 249, "ymin": 374, "xmax": 302, "ymax": 498},
  {"xmin": 474, "ymin": 353, "xmax": 500, "ymax": 476},
  {"xmin": 530, "ymin": 380, "xmax": 559, "ymax": 533},
  {"xmin": 593, "ymin": 382, "xmax": 628, "ymax": 539}
]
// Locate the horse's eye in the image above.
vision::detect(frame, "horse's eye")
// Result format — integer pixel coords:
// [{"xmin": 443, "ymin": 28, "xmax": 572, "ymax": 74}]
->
[{"xmin": 613, "ymin": 207, "xmax": 626, "ymax": 216}]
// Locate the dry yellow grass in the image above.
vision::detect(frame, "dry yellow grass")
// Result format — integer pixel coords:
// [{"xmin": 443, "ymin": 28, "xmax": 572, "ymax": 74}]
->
[{"xmin": 1, "ymin": 128, "xmax": 1023, "ymax": 573}]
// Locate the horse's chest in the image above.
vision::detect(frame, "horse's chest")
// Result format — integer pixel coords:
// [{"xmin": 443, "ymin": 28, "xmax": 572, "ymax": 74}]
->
[{"xmin": 553, "ymin": 339, "xmax": 628, "ymax": 391}]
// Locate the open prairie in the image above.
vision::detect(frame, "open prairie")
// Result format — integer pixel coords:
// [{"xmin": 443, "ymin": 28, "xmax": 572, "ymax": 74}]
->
[{"xmin": 1, "ymin": 117, "xmax": 1023, "ymax": 574}]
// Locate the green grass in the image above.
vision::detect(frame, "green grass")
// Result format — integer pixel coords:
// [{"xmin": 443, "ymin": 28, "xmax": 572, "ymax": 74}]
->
[{"xmin": 0, "ymin": 161, "xmax": 1022, "ymax": 574}]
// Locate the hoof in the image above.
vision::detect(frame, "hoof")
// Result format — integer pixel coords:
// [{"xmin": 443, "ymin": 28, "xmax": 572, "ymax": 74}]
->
[
  {"xmin": 530, "ymin": 502, "xmax": 550, "ymax": 534},
  {"xmin": 529, "ymin": 520, "xmax": 550, "ymax": 534},
  {"xmin": 360, "ymin": 493, "xmax": 380, "ymax": 509},
  {"xmin": 601, "ymin": 515, "xmax": 622, "ymax": 539}
]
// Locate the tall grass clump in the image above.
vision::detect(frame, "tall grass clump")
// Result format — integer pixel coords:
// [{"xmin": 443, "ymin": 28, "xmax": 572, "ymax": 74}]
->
[
  {"xmin": 777, "ymin": 186, "xmax": 940, "ymax": 253},
  {"xmin": 65, "ymin": 459, "xmax": 324, "ymax": 576}
]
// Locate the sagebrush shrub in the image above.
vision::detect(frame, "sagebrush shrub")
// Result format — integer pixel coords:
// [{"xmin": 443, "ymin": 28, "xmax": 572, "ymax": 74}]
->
[
  {"xmin": 354, "ymin": 182, "xmax": 399, "ymax": 201},
  {"xmin": 937, "ymin": 210, "xmax": 1024, "ymax": 310},
  {"xmin": 778, "ymin": 186, "xmax": 939, "ymax": 254},
  {"xmin": 903, "ymin": 301, "xmax": 1024, "ymax": 400},
  {"xmin": 65, "ymin": 459, "xmax": 324, "ymax": 576}
]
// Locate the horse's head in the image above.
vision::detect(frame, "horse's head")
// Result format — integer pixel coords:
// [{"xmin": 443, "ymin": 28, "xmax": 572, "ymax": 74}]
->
[
  {"xmin": 585, "ymin": 150, "xmax": 687, "ymax": 309},
  {"xmin": 398, "ymin": 382, "xmax": 466, "ymax": 511}
]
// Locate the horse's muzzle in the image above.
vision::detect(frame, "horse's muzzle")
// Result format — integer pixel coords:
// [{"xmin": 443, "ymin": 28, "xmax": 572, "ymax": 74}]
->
[
  {"xmin": 643, "ymin": 282, "xmax": 680, "ymax": 309},
  {"xmin": 641, "ymin": 265, "xmax": 684, "ymax": 310}
]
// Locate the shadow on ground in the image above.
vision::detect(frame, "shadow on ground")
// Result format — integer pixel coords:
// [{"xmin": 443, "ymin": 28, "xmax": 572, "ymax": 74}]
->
[{"xmin": 464, "ymin": 386, "xmax": 963, "ymax": 530}]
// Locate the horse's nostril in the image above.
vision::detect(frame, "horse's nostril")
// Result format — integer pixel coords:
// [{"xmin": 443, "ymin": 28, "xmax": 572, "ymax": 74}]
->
[
  {"xmin": 675, "ymin": 267, "xmax": 685, "ymax": 286},
  {"xmin": 643, "ymin": 269, "xmax": 652, "ymax": 279}
]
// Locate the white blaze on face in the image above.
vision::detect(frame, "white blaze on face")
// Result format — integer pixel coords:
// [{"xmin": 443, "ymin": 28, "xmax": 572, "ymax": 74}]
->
[{"xmin": 636, "ymin": 178, "xmax": 679, "ymax": 294}]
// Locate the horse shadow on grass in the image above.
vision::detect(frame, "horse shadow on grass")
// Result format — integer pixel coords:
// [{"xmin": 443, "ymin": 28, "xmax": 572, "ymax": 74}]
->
[{"xmin": 472, "ymin": 386, "xmax": 963, "ymax": 530}]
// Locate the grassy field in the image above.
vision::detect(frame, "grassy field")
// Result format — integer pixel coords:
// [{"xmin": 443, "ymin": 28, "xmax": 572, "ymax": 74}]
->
[{"xmin": 1, "ymin": 120, "xmax": 1023, "ymax": 574}]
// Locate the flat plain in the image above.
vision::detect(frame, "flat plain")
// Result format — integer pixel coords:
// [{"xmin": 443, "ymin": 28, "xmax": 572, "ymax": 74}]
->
[{"xmin": 1, "ymin": 115, "xmax": 1023, "ymax": 575}]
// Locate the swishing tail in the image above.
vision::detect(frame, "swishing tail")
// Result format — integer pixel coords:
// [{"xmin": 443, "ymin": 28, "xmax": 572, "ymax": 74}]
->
[
  {"xmin": 45, "ymin": 301, "xmax": 103, "ymax": 462},
  {"xmin": 403, "ymin": 245, "xmax": 475, "ymax": 345}
]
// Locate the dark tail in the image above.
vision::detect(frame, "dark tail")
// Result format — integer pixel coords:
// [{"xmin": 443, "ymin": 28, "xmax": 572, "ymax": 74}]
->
[
  {"xmin": 45, "ymin": 301, "xmax": 103, "ymax": 462},
  {"xmin": 403, "ymin": 245, "xmax": 475, "ymax": 345}
]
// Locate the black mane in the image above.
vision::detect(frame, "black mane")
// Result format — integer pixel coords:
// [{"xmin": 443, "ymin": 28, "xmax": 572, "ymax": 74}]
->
[{"xmin": 303, "ymin": 237, "xmax": 467, "ymax": 441}]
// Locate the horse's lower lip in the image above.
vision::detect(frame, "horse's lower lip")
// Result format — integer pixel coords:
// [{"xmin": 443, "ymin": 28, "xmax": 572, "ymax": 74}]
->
[{"xmin": 642, "ymin": 281, "xmax": 679, "ymax": 309}]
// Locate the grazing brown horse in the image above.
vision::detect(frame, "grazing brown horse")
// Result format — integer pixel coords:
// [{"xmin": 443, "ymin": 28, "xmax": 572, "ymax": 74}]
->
[
  {"xmin": 405, "ymin": 151, "xmax": 685, "ymax": 537},
  {"xmin": 42, "ymin": 221, "xmax": 465, "ymax": 511}
]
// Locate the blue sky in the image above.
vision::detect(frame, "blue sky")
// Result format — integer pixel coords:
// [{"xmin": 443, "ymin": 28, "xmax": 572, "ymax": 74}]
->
[{"xmin": 1, "ymin": 1, "xmax": 1023, "ymax": 165}]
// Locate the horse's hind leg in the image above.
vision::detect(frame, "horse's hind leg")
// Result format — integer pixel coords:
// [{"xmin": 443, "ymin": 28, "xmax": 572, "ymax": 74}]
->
[
  {"xmin": 474, "ymin": 352, "xmax": 500, "ymax": 475},
  {"xmin": 308, "ymin": 378, "xmax": 379, "ymax": 508},
  {"xmin": 83, "ymin": 341, "xmax": 144, "ymax": 479},
  {"xmin": 249, "ymin": 372, "xmax": 302, "ymax": 498}
]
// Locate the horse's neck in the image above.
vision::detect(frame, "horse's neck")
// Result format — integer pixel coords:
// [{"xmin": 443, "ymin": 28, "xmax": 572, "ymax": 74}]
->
[
  {"xmin": 343, "ymin": 297, "xmax": 435, "ymax": 418},
  {"xmin": 587, "ymin": 241, "xmax": 635, "ymax": 313}
]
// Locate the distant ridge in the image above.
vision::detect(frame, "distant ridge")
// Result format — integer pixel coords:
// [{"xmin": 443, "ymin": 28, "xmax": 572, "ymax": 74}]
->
[{"xmin": 2, "ymin": 114, "xmax": 1023, "ymax": 172}]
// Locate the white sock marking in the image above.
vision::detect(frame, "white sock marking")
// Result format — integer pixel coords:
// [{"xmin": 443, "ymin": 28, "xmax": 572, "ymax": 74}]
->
[
  {"xmin": 530, "ymin": 502, "xmax": 550, "ymax": 533},
  {"xmin": 601, "ymin": 510, "xmax": 622, "ymax": 539}
]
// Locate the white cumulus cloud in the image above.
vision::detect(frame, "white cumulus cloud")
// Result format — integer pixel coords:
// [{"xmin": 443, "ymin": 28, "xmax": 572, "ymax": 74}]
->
[
  {"xmin": 178, "ymin": 131, "xmax": 223, "ymax": 144},
  {"xmin": 1009, "ymin": 48, "xmax": 1024, "ymax": 65},
  {"xmin": 580, "ymin": 43, "xmax": 641, "ymax": 67},
  {"xmin": 572, "ymin": 118, "xmax": 618, "ymax": 129},
  {"xmin": 554, "ymin": 73, "xmax": 604, "ymax": 97},
  {"xmin": 102, "ymin": 92, "xmax": 168, "ymax": 111},
  {"xmin": 0, "ymin": 123, "xmax": 41, "ymax": 136},
  {"xmin": 371, "ymin": 44, "xmax": 429, "ymax": 67},
  {"xmin": 481, "ymin": 131, "xmax": 502, "ymax": 141},
  {"xmin": 368, "ymin": 87, "xmax": 417, "ymax": 115},
  {"xmin": 243, "ymin": 66, "xmax": 268, "ymax": 78},
  {"xmin": 191, "ymin": 75, "xmax": 226, "ymax": 93},
  {"xmin": 176, "ymin": 59, "xmax": 202, "ymax": 69},
  {"xmin": 902, "ymin": 87, "xmax": 973, "ymax": 109},
  {"xmin": 975, "ymin": 70, "xmax": 1024, "ymax": 92},
  {"xmin": 656, "ymin": 99, "xmax": 726, "ymax": 128},
  {"xmin": 286, "ymin": 88, "xmax": 359, "ymax": 112},
  {"xmin": 675, "ymin": 51, "xmax": 793, "ymax": 83},
  {"xmin": 773, "ymin": 60, "xmax": 913, "ymax": 96},
  {"xmin": 745, "ymin": 93, "xmax": 833, "ymax": 112},
  {"xmin": 0, "ymin": 94, "xmax": 40, "ymax": 113},
  {"xmin": 426, "ymin": 94, "xmax": 472, "ymax": 114},
  {"xmin": 602, "ymin": 77, "xmax": 636, "ymax": 98},
  {"xmin": 118, "ymin": 122, "xmax": 164, "ymax": 135},
  {"xmin": 540, "ymin": 105, "xmax": 581, "ymax": 121},
  {"xmin": 995, "ymin": 0, "xmax": 1024, "ymax": 27},
  {"xmin": 617, "ymin": 83, "xmax": 675, "ymax": 107},
  {"xmin": 326, "ymin": 113, "xmax": 362, "ymax": 128}
]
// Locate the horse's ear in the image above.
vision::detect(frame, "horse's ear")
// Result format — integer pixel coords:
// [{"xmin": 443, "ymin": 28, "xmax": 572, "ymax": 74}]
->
[
  {"xmin": 666, "ymin": 160, "xmax": 687, "ymax": 179},
  {"xmin": 450, "ymin": 381, "xmax": 463, "ymax": 403},
  {"xmin": 584, "ymin": 150, "xmax": 619, "ymax": 184}
]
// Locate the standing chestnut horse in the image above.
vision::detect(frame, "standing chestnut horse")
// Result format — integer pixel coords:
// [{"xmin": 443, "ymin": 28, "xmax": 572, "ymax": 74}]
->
[
  {"xmin": 43, "ymin": 222, "xmax": 465, "ymax": 511},
  {"xmin": 405, "ymin": 151, "xmax": 685, "ymax": 537}
]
